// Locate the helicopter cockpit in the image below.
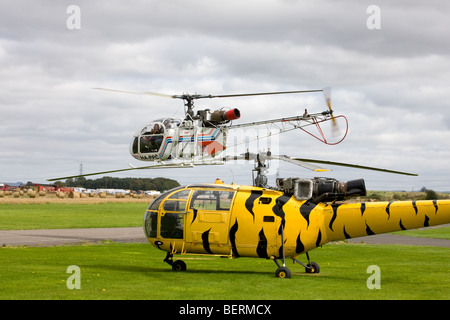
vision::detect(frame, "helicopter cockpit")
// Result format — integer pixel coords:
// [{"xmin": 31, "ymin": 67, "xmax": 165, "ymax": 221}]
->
[
  {"xmin": 130, "ymin": 118, "xmax": 181, "ymax": 161},
  {"xmin": 143, "ymin": 184, "xmax": 237, "ymax": 247}
]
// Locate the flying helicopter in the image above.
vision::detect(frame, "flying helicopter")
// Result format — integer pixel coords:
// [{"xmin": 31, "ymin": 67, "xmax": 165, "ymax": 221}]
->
[{"xmin": 48, "ymin": 87, "xmax": 416, "ymax": 182}]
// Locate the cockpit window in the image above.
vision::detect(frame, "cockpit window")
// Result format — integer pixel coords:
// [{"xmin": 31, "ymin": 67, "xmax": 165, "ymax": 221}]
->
[
  {"xmin": 163, "ymin": 118, "xmax": 181, "ymax": 129},
  {"xmin": 144, "ymin": 211, "xmax": 158, "ymax": 238},
  {"xmin": 168, "ymin": 189, "xmax": 190, "ymax": 200},
  {"xmin": 160, "ymin": 212, "xmax": 184, "ymax": 239},
  {"xmin": 163, "ymin": 200, "xmax": 187, "ymax": 212},
  {"xmin": 190, "ymin": 190, "xmax": 235, "ymax": 211},
  {"xmin": 141, "ymin": 123, "xmax": 164, "ymax": 135},
  {"xmin": 132, "ymin": 137, "xmax": 139, "ymax": 154},
  {"xmin": 140, "ymin": 135, "xmax": 163, "ymax": 153},
  {"xmin": 161, "ymin": 189, "xmax": 187, "ymax": 239}
]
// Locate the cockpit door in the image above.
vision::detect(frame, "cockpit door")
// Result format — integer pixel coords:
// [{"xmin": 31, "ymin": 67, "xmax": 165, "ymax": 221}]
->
[
  {"xmin": 185, "ymin": 189, "xmax": 235, "ymax": 248},
  {"xmin": 159, "ymin": 189, "xmax": 190, "ymax": 240}
]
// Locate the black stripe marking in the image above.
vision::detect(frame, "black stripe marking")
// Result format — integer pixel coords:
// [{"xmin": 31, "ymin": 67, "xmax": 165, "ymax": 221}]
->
[
  {"xmin": 343, "ymin": 226, "xmax": 352, "ymax": 239},
  {"xmin": 256, "ymin": 228, "xmax": 269, "ymax": 259},
  {"xmin": 329, "ymin": 203, "xmax": 341, "ymax": 232},
  {"xmin": 399, "ymin": 219, "xmax": 407, "ymax": 230},
  {"xmin": 191, "ymin": 208, "xmax": 198, "ymax": 225},
  {"xmin": 386, "ymin": 201, "xmax": 393, "ymax": 219},
  {"xmin": 424, "ymin": 215, "xmax": 430, "ymax": 227},
  {"xmin": 278, "ymin": 238, "xmax": 287, "ymax": 259},
  {"xmin": 201, "ymin": 228, "xmax": 212, "ymax": 254},
  {"xmin": 229, "ymin": 219, "xmax": 239, "ymax": 257},
  {"xmin": 412, "ymin": 201, "xmax": 418, "ymax": 215},
  {"xmin": 299, "ymin": 201, "xmax": 317, "ymax": 227},
  {"xmin": 273, "ymin": 194, "xmax": 290, "ymax": 235},
  {"xmin": 366, "ymin": 223, "xmax": 375, "ymax": 235},
  {"xmin": 360, "ymin": 203, "xmax": 366, "ymax": 216},
  {"xmin": 296, "ymin": 232, "xmax": 304, "ymax": 254},
  {"xmin": 315, "ymin": 229, "xmax": 322, "ymax": 247},
  {"xmin": 245, "ymin": 190, "xmax": 263, "ymax": 222},
  {"xmin": 433, "ymin": 200, "xmax": 438, "ymax": 214}
]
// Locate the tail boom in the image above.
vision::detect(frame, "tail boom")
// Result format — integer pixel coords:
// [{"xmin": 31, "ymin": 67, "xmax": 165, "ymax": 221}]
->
[{"xmin": 322, "ymin": 200, "xmax": 450, "ymax": 244}]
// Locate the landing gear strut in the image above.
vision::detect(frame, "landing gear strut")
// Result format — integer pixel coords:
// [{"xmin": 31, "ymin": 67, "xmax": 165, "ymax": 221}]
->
[
  {"xmin": 272, "ymin": 252, "xmax": 320, "ymax": 278},
  {"xmin": 164, "ymin": 252, "xmax": 186, "ymax": 271},
  {"xmin": 272, "ymin": 224, "xmax": 320, "ymax": 278},
  {"xmin": 294, "ymin": 252, "xmax": 321, "ymax": 274}
]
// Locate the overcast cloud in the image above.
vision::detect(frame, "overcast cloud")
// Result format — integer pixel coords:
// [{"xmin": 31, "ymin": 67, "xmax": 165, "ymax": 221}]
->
[{"xmin": 1, "ymin": 0, "xmax": 449, "ymax": 191}]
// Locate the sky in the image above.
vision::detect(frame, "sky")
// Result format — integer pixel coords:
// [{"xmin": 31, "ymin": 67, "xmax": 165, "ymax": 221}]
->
[{"xmin": 1, "ymin": 0, "xmax": 449, "ymax": 191}]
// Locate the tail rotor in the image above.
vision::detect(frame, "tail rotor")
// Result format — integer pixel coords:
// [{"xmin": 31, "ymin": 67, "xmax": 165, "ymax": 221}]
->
[{"xmin": 323, "ymin": 87, "xmax": 340, "ymax": 137}]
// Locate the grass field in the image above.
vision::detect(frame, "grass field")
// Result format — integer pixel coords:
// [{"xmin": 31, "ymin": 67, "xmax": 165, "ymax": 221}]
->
[
  {"xmin": 0, "ymin": 198, "xmax": 449, "ymax": 300},
  {"xmin": 0, "ymin": 241, "xmax": 449, "ymax": 300},
  {"xmin": 0, "ymin": 202, "xmax": 147, "ymax": 230}
]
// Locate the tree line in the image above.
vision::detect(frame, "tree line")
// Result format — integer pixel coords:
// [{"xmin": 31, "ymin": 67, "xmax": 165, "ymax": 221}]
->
[{"xmin": 58, "ymin": 176, "xmax": 180, "ymax": 192}]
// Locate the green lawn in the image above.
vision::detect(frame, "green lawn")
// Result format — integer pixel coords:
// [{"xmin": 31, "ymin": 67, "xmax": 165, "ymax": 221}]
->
[
  {"xmin": 0, "ymin": 202, "xmax": 448, "ymax": 300},
  {"xmin": 392, "ymin": 227, "xmax": 450, "ymax": 239},
  {"xmin": 0, "ymin": 241, "xmax": 448, "ymax": 300},
  {"xmin": 0, "ymin": 203, "xmax": 147, "ymax": 230}
]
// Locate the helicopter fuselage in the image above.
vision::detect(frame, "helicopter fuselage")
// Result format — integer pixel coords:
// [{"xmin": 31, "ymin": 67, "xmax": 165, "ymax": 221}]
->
[
  {"xmin": 143, "ymin": 180, "xmax": 450, "ymax": 268},
  {"xmin": 130, "ymin": 109, "xmax": 240, "ymax": 162}
]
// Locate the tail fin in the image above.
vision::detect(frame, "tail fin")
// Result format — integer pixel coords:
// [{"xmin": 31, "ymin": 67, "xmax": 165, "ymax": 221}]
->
[{"xmin": 323, "ymin": 200, "xmax": 450, "ymax": 243}]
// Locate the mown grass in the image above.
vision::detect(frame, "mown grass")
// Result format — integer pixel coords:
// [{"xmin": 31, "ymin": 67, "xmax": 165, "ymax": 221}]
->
[
  {"xmin": 0, "ymin": 202, "xmax": 147, "ymax": 230},
  {"xmin": 0, "ymin": 241, "xmax": 448, "ymax": 300},
  {"xmin": 392, "ymin": 227, "xmax": 450, "ymax": 239},
  {"xmin": 0, "ymin": 200, "xmax": 448, "ymax": 300}
]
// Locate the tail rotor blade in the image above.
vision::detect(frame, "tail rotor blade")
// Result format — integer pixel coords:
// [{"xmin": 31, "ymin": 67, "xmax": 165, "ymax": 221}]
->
[{"xmin": 322, "ymin": 87, "xmax": 340, "ymax": 137}]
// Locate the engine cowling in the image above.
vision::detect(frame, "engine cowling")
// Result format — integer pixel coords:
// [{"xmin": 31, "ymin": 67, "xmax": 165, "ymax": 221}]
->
[{"xmin": 276, "ymin": 177, "xmax": 366, "ymax": 202}]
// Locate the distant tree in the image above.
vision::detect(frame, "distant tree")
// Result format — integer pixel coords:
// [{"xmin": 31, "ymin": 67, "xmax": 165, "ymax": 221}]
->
[
  {"xmin": 425, "ymin": 189, "xmax": 439, "ymax": 200},
  {"xmin": 65, "ymin": 178, "xmax": 75, "ymax": 187},
  {"xmin": 63, "ymin": 176, "xmax": 180, "ymax": 191},
  {"xmin": 54, "ymin": 181, "xmax": 66, "ymax": 187}
]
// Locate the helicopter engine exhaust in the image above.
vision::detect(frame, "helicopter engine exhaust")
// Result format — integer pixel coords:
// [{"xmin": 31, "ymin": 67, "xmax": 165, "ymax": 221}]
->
[
  {"xmin": 210, "ymin": 108, "xmax": 241, "ymax": 123},
  {"xmin": 276, "ymin": 177, "xmax": 366, "ymax": 203}
]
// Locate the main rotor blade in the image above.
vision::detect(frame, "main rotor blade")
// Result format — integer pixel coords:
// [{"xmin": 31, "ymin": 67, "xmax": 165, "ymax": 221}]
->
[
  {"xmin": 47, "ymin": 163, "xmax": 186, "ymax": 181},
  {"xmin": 292, "ymin": 158, "xmax": 419, "ymax": 176},
  {"xmin": 274, "ymin": 155, "xmax": 331, "ymax": 172},
  {"xmin": 93, "ymin": 88, "xmax": 177, "ymax": 99},
  {"xmin": 208, "ymin": 89, "xmax": 324, "ymax": 99},
  {"xmin": 47, "ymin": 160, "xmax": 226, "ymax": 182},
  {"xmin": 93, "ymin": 87, "xmax": 327, "ymax": 101}
]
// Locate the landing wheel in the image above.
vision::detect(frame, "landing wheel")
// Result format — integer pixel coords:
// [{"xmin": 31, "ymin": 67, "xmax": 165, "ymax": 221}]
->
[
  {"xmin": 305, "ymin": 262, "xmax": 320, "ymax": 274},
  {"xmin": 172, "ymin": 260, "xmax": 187, "ymax": 271},
  {"xmin": 275, "ymin": 267, "xmax": 291, "ymax": 279}
]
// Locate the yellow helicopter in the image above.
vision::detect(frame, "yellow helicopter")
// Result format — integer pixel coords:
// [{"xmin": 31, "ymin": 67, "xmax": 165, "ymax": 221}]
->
[{"xmin": 143, "ymin": 166, "xmax": 450, "ymax": 278}]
